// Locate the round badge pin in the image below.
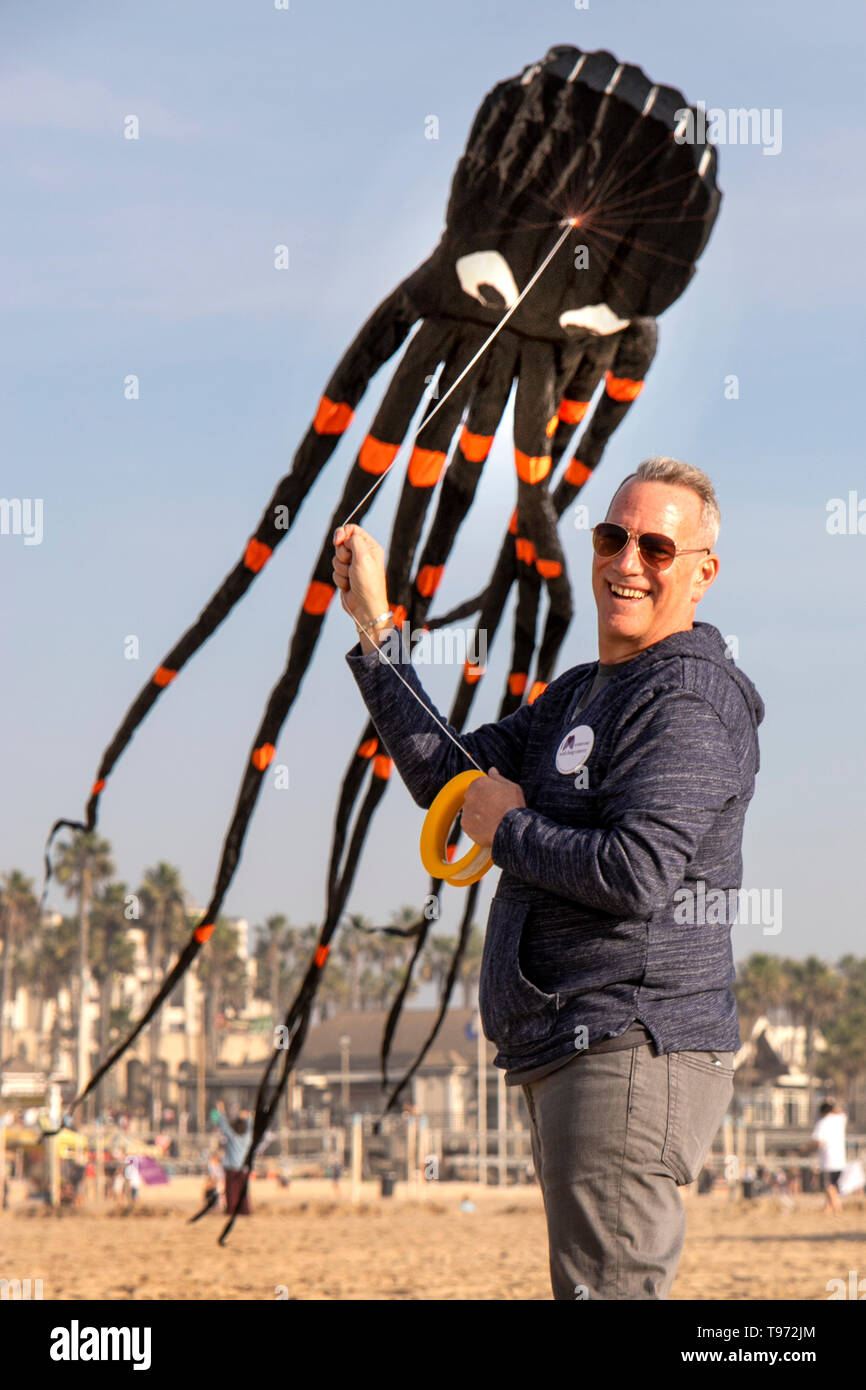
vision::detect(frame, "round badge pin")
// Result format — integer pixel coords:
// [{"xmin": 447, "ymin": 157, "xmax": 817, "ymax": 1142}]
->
[{"xmin": 555, "ymin": 724, "xmax": 595, "ymax": 775}]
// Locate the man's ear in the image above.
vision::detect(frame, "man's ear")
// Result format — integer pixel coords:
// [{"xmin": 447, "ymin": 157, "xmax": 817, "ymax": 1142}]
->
[{"xmin": 693, "ymin": 555, "xmax": 719, "ymax": 602}]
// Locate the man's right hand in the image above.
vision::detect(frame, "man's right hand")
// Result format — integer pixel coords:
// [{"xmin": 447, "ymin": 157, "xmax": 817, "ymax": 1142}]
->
[{"xmin": 333, "ymin": 524, "xmax": 391, "ymax": 650}]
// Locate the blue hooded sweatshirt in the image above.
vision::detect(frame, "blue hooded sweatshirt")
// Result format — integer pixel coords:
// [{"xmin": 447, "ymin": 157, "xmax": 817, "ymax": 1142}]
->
[{"xmin": 345, "ymin": 620, "xmax": 764, "ymax": 1073}]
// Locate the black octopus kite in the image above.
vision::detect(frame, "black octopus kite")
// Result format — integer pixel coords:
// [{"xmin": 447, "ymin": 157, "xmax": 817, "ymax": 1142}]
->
[{"xmin": 45, "ymin": 44, "xmax": 721, "ymax": 1240}]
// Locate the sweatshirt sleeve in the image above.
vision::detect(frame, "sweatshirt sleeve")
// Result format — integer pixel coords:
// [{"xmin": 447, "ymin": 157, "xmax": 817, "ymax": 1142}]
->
[
  {"xmin": 491, "ymin": 691, "xmax": 743, "ymax": 917},
  {"xmin": 344, "ymin": 638, "xmax": 535, "ymax": 807},
  {"xmin": 215, "ymin": 1113, "xmax": 233, "ymax": 1141}
]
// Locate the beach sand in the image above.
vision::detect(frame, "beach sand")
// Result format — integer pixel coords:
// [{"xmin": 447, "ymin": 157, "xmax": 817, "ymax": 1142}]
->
[{"xmin": 2, "ymin": 1179, "xmax": 862, "ymax": 1301}]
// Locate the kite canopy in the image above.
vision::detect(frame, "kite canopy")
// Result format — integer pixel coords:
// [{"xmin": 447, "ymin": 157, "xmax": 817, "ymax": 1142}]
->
[{"xmin": 406, "ymin": 44, "xmax": 721, "ymax": 336}]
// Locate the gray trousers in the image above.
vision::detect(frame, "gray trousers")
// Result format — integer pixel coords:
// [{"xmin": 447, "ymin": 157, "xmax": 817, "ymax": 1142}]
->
[{"xmin": 522, "ymin": 1044, "xmax": 735, "ymax": 1300}]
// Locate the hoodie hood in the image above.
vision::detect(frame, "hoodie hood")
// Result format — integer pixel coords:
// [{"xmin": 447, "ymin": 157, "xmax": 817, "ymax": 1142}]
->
[{"xmin": 602, "ymin": 620, "xmax": 766, "ymax": 734}]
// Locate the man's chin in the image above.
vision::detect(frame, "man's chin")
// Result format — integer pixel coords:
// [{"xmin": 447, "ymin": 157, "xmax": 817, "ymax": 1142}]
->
[{"xmin": 600, "ymin": 613, "xmax": 649, "ymax": 636}]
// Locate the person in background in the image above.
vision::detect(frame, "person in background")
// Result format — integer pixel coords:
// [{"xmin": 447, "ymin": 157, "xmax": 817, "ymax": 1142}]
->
[
  {"xmin": 125, "ymin": 1155, "xmax": 142, "ymax": 1206},
  {"xmin": 111, "ymin": 1163, "xmax": 126, "ymax": 1206},
  {"xmin": 202, "ymin": 1147, "xmax": 224, "ymax": 1213},
  {"xmin": 214, "ymin": 1100, "xmax": 253, "ymax": 1216},
  {"xmin": 803, "ymin": 1098, "xmax": 847, "ymax": 1216}
]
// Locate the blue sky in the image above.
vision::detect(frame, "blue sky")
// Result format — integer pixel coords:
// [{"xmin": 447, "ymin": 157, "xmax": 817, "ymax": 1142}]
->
[{"xmin": 2, "ymin": 0, "xmax": 864, "ymax": 972}]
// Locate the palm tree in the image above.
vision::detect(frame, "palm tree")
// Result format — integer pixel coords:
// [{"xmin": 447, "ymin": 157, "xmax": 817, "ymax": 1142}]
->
[
  {"xmin": 90, "ymin": 882, "xmax": 137, "ymax": 1113},
  {"xmin": 421, "ymin": 933, "xmax": 460, "ymax": 998},
  {"xmin": 457, "ymin": 922, "xmax": 484, "ymax": 1008},
  {"xmin": 27, "ymin": 916, "xmax": 79, "ymax": 1075},
  {"xmin": 356, "ymin": 920, "xmax": 420, "ymax": 1012},
  {"xmin": 254, "ymin": 913, "xmax": 291, "ymax": 1023},
  {"xmin": 733, "ymin": 952, "xmax": 788, "ymax": 1043},
  {"xmin": 194, "ymin": 918, "xmax": 248, "ymax": 1070},
  {"xmin": 53, "ymin": 832, "xmax": 114, "ymax": 1106},
  {"xmin": 0, "ymin": 870, "xmax": 39, "ymax": 1086},
  {"xmin": 138, "ymin": 863, "xmax": 187, "ymax": 1127},
  {"xmin": 337, "ymin": 913, "xmax": 372, "ymax": 1012},
  {"xmin": 786, "ymin": 957, "xmax": 846, "ymax": 1118},
  {"xmin": 818, "ymin": 957, "xmax": 866, "ymax": 1118}
]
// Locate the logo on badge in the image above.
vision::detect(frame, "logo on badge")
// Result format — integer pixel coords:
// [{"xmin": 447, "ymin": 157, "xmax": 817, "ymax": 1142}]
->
[{"xmin": 555, "ymin": 724, "xmax": 595, "ymax": 775}]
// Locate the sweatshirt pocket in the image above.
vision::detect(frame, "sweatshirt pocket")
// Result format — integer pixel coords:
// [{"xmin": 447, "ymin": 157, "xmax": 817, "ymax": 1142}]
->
[{"xmin": 478, "ymin": 896, "xmax": 560, "ymax": 1051}]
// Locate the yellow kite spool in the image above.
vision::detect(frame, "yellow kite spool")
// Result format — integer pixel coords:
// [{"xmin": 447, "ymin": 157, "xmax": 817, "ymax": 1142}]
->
[{"xmin": 419, "ymin": 770, "xmax": 493, "ymax": 886}]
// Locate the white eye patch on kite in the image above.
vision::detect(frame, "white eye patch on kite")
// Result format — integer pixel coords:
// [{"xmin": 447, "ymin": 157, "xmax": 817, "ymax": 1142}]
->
[
  {"xmin": 456, "ymin": 250, "xmax": 630, "ymax": 337},
  {"xmin": 456, "ymin": 250, "xmax": 519, "ymax": 310},
  {"xmin": 559, "ymin": 305, "xmax": 631, "ymax": 336}
]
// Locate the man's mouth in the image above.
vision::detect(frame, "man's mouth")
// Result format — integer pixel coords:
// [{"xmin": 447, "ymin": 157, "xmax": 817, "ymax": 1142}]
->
[{"xmin": 607, "ymin": 581, "xmax": 650, "ymax": 602}]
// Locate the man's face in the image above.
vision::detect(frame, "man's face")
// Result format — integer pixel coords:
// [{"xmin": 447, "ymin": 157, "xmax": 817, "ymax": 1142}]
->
[{"xmin": 591, "ymin": 480, "xmax": 719, "ymax": 662}]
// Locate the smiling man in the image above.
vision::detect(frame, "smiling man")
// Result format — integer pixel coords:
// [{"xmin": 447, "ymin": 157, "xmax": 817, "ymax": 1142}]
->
[{"xmin": 333, "ymin": 456, "xmax": 764, "ymax": 1300}]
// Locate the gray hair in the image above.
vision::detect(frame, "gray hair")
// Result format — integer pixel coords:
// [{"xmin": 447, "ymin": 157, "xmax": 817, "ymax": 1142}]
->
[{"xmin": 611, "ymin": 456, "xmax": 720, "ymax": 548}]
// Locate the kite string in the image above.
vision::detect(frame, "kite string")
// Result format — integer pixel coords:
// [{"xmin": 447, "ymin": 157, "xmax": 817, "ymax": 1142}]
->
[
  {"xmin": 337, "ymin": 218, "xmax": 579, "ymax": 775},
  {"xmin": 340, "ymin": 218, "xmax": 576, "ymax": 529},
  {"xmin": 350, "ymin": 613, "xmax": 484, "ymax": 774}
]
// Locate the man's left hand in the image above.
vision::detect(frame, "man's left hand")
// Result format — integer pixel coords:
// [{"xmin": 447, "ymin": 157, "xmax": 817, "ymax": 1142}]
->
[{"xmin": 461, "ymin": 767, "xmax": 526, "ymax": 847}]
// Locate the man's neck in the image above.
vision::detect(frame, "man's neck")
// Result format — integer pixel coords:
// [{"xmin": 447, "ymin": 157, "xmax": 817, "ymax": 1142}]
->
[{"xmin": 597, "ymin": 619, "xmax": 695, "ymax": 665}]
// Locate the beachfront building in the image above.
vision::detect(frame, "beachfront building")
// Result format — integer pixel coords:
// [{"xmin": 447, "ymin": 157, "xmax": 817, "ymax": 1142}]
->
[{"xmin": 4, "ymin": 936, "xmax": 865, "ymax": 1137}]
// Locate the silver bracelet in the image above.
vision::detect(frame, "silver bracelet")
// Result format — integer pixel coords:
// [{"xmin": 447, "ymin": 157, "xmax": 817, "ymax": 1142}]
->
[{"xmin": 354, "ymin": 609, "xmax": 394, "ymax": 641}]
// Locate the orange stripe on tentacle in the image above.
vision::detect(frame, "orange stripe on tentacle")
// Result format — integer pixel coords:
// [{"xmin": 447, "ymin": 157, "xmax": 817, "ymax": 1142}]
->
[
  {"xmin": 416, "ymin": 564, "xmax": 444, "ymax": 597},
  {"xmin": 244, "ymin": 538, "xmax": 272, "ymax": 573},
  {"xmin": 314, "ymin": 945, "xmax": 329, "ymax": 968},
  {"xmin": 459, "ymin": 428, "xmax": 493, "ymax": 462},
  {"xmin": 508, "ymin": 673, "xmax": 527, "ymax": 697},
  {"xmin": 515, "ymin": 537, "xmax": 536, "ymax": 566},
  {"xmin": 564, "ymin": 458, "xmax": 592, "ymax": 487},
  {"xmin": 508, "ymin": 509, "xmax": 518, "ymax": 535},
  {"xmin": 153, "ymin": 666, "xmax": 177, "ymax": 688},
  {"xmin": 303, "ymin": 581, "xmax": 335, "ymax": 615},
  {"xmin": 515, "ymin": 449, "xmax": 552, "ymax": 484},
  {"xmin": 359, "ymin": 435, "xmax": 400, "ymax": 474},
  {"xmin": 463, "ymin": 661, "xmax": 484, "ymax": 684},
  {"xmin": 358, "ymin": 738, "xmax": 378, "ymax": 758},
  {"xmin": 536, "ymin": 558, "xmax": 562, "ymax": 579},
  {"xmin": 407, "ymin": 447, "xmax": 446, "ymax": 488},
  {"xmin": 373, "ymin": 755, "xmax": 392, "ymax": 780},
  {"xmin": 313, "ymin": 396, "xmax": 354, "ymax": 435},
  {"xmin": 545, "ymin": 413, "xmax": 559, "ymax": 438},
  {"xmin": 605, "ymin": 372, "xmax": 644, "ymax": 403},
  {"xmin": 527, "ymin": 681, "xmax": 547, "ymax": 705},
  {"xmin": 251, "ymin": 744, "xmax": 275, "ymax": 772},
  {"xmin": 391, "ymin": 604, "xmax": 407, "ymax": 629},
  {"xmin": 195, "ymin": 923, "xmax": 216, "ymax": 943},
  {"xmin": 91, "ymin": 778, "xmax": 106, "ymax": 796},
  {"xmin": 559, "ymin": 398, "xmax": 589, "ymax": 425}
]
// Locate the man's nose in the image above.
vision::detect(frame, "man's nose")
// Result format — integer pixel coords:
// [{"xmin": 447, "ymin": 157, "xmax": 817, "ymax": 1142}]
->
[{"xmin": 612, "ymin": 535, "xmax": 644, "ymax": 569}]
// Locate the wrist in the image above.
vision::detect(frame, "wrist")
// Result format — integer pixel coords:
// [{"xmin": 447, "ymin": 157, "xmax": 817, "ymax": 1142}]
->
[
  {"xmin": 365, "ymin": 607, "xmax": 393, "ymax": 628},
  {"xmin": 356, "ymin": 608, "xmax": 395, "ymax": 654}
]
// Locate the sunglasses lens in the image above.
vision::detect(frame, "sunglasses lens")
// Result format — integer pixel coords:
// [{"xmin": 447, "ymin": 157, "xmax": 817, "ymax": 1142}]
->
[
  {"xmin": 592, "ymin": 523, "xmax": 628, "ymax": 558},
  {"xmin": 638, "ymin": 533, "xmax": 677, "ymax": 569}
]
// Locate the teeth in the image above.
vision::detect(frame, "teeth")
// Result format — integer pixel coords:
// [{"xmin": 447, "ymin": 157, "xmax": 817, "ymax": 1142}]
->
[{"xmin": 609, "ymin": 582, "xmax": 648, "ymax": 599}]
